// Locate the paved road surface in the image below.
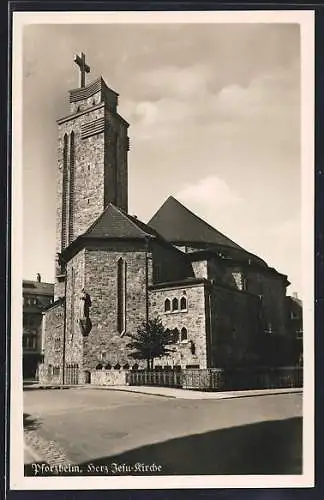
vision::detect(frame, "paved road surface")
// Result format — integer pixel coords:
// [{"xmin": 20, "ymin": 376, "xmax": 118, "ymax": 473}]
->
[{"xmin": 24, "ymin": 388, "xmax": 302, "ymax": 475}]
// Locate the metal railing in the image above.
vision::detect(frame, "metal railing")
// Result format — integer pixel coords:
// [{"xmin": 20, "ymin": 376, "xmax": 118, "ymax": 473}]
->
[
  {"xmin": 126, "ymin": 367, "xmax": 303, "ymax": 391},
  {"xmin": 126, "ymin": 370, "xmax": 182, "ymax": 388}
]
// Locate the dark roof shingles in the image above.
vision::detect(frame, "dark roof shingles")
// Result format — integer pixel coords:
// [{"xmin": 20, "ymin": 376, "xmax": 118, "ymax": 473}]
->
[
  {"xmin": 83, "ymin": 204, "xmax": 159, "ymax": 240},
  {"xmin": 148, "ymin": 196, "xmax": 243, "ymax": 250}
]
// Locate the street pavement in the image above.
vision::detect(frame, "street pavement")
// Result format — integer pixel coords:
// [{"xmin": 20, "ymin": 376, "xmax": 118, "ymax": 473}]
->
[{"xmin": 24, "ymin": 387, "xmax": 303, "ymax": 475}]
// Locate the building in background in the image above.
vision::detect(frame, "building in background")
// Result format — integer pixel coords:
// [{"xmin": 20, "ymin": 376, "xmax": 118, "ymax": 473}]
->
[
  {"xmin": 286, "ymin": 293, "xmax": 303, "ymax": 365},
  {"xmin": 23, "ymin": 274, "xmax": 54, "ymax": 379}
]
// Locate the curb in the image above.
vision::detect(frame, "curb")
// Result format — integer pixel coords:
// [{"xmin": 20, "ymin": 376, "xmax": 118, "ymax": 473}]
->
[
  {"xmin": 80, "ymin": 386, "xmax": 303, "ymax": 400},
  {"xmin": 87, "ymin": 385, "xmax": 177, "ymax": 398},
  {"xmin": 26, "ymin": 384, "xmax": 303, "ymax": 400}
]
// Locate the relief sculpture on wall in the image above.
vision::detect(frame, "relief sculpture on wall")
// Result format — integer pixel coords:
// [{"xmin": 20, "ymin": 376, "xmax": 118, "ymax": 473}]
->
[{"xmin": 79, "ymin": 288, "xmax": 92, "ymax": 336}]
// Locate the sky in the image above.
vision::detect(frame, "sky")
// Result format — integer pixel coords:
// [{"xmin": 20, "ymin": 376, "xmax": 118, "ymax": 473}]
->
[{"xmin": 21, "ymin": 21, "xmax": 302, "ymax": 294}]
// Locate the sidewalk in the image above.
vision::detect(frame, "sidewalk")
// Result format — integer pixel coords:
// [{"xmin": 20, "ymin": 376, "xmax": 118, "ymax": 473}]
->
[
  {"xmin": 86, "ymin": 385, "xmax": 303, "ymax": 399},
  {"xmin": 26, "ymin": 382, "xmax": 303, "ymax": 400}
]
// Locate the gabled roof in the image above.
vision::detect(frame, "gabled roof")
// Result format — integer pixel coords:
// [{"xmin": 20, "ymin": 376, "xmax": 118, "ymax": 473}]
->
[
  {"xmin": 61, "ymin": 203, "xmax": 186, "ymax": 262},
  {"xmin": 148, "ymin": 196, "xmax": 244, "ymax": 250},
  {"xmin": 83, "ymin": 203, "xmax": 160, "ymax": 240}
]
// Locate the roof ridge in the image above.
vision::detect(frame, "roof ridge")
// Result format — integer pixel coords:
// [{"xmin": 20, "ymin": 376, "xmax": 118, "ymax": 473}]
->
[
  {"xmin": 115, "ymin": 206, "xmax": 154, "ymax": 239},
  {"xmin": 169, "ymin": 196, "xmax": 244, "ymax": 250},
  {"xmin": 81, "ymin": 203, "xmax": 157, "ymax": 241},
  {"xmin": 82, "ymin": 204, "xmax": 112, "ymax": 236}
]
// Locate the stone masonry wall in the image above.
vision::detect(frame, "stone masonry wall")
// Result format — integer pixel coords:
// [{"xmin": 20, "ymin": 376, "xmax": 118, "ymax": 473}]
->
[
  {"xmin": 209, "ymin": 285, "xmax": 260, "ymax": 368},
  {"xmin": 64, "ymin": 250, "xmax": 86, "ymax": 373},
  {"xmin": 42, "ymin": 302, "xmax": 65, "ymax": 384},
  {"xmin": 55, "ymin": 92, "xmax": 129, "ymax": 297},
  {"xmin": 56, "ymin": 105, "xmax": 106, "ymax": 253},
  {"xmin": 192, "ymin": 256, "xmax": 244, "ymax": 287},
  {"xmin": 149, "ymin": 284, "xmax": 208, "ymax": 369},
  {"xmin": 244, "ymin": 269, "xmax": 287, "ymax": 336},
  {"xmin": 194, "ymin": 255, "xmax": 288, "ymax": 339},
  {"xmin": 82, "ymin": 247, "xmax": 149, "ymax": 372},
  {"xmin": 90, "ymin": 369, "xmax": 128, "ymax": 386},
  {"xmin": 104, "ymin": 108, "xmax": 128, "ymax": 213},
  {"xmin": 191, "ymin": 260, "xmax": 208, "ymax": 279}
]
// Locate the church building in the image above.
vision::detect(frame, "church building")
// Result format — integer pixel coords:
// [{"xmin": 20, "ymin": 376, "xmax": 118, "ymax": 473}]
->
[{"xmin": 42, "ymin": 54, "xmax": 292, "ymax": 385}]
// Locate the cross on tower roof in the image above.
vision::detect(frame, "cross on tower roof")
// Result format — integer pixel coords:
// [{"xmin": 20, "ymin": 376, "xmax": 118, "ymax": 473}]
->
[{"xmin": 74, "ymin": 52, "xmax": 90, "ymax": 88}]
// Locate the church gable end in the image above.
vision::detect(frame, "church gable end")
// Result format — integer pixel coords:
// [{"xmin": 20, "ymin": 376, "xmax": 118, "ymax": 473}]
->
[{"xmin": 82, "ymin": 247, "xmax": 149, "ymax": 370}]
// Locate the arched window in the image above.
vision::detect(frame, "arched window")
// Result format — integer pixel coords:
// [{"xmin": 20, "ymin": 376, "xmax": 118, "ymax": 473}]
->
[
  {"xmin": 96, "ymin": 363, "xmax": 103, "ymax": 370},
  {"xmin": 180, "ymin": 296, "xmax": 187, "ymax": 310},
  {"xmin": 181, "ymin": 327, "xmax": 188, "ymax": 341},
  {"xmin": 117, "ymin": 258, "xmax": 127, "ymax": 335},
  {"xmin": 172, "ymin": 298, "xmax": 179, "ymax": 311},
  {"xmin": 114, "ymin": 363, "xmax": 121, "ymax": 370},
  {"xmin": 164, "ymin": 298, "xmax": 171, "ymax": 312}
]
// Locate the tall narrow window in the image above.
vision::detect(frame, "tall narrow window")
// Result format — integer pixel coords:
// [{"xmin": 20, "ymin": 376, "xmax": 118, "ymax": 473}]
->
[
  {"xmin": 164, "ymin": 298, "xmax": 171, "ymax": 312},
  {"xmin": 114, "ymin": 133, "xmax": 119, "ymax": 206},
  {"xmin": 68, "ymin": 131, "xmax": 75, "ymax": 244},
  {"xmin": 180, "ymin": 296, "xmax": 187, "ymax": 310},
  {"xmin": 172, "ymin": 298, "xmax": 179, "ymax": 311},
  {"xmin": 61, "ymin": 133, "xmax": 69, "ymax": 250},
  {"xmin": 181, "ymin": 327, "xmax": 188, "ymax": 341},
  {"xmin": 117, "ymin": 258, "xmax": 127, "ymax": 335},
  {"xmin": 70, "ymin": 266, "xmax": 75, "ymax": 340}
]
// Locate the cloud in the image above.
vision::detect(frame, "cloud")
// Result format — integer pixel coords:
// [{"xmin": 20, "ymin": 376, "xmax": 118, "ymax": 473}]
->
[
  {"xmin": 233, "ymin": 215, "xmax": 302, "ymax": 293},
  {"xmin": 175, "ymin": 177, "xmax": 302, "ymax": 293},
  {"xmin": 136, "ymin": 64, "xmax": 211, "ymax": 99},
  {"xmin": 177, "ymin": 175, "xmax": 242, "ymax": 208},
  {"xmin": 123, "ymin": 56, "xmax": 300, "ymax": 148},
  {"xmin": 209, "ymin": 60, "xmax": 300, "ymax": 123}
]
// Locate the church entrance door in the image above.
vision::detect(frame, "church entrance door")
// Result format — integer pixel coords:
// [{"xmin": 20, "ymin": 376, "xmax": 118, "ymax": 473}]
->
[{"xmin": 84, "ymin": 370, "xmax": 91, "ymax": 384}]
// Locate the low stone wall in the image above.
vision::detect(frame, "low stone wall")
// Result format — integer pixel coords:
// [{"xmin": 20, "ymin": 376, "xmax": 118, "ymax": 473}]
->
[
  {"xmin": 90, "ymin": 369, "xmax": 128, "ymax": 386},
  {"xmin": 182, "ymin": 369, "xmax": 224, "ymax": 390},
  {"xmin": 127, "ymin": 367, "xmax": 302, "ymax": 391},
  {"xmin": 38, "ymin": 364, "xmax": 49, "ymax": 385},
  {"xmin": 223, "ymin": 366, "xmax": 303, "ymax": 391},
  {"xmin": 37, "ymin": 363, "xmax": 63, "ymax": 386}
]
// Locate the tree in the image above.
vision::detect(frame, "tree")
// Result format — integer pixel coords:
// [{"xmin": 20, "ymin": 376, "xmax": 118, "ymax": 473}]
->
[{"xmin": 126, "ymin": 317, "xmax": 175, "ymax": 371}]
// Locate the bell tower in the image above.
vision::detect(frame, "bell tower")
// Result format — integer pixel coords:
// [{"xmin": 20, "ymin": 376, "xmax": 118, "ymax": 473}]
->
[{"xmin": 55, "ymin": 53, "xmax": 129, "ymax": 297}]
